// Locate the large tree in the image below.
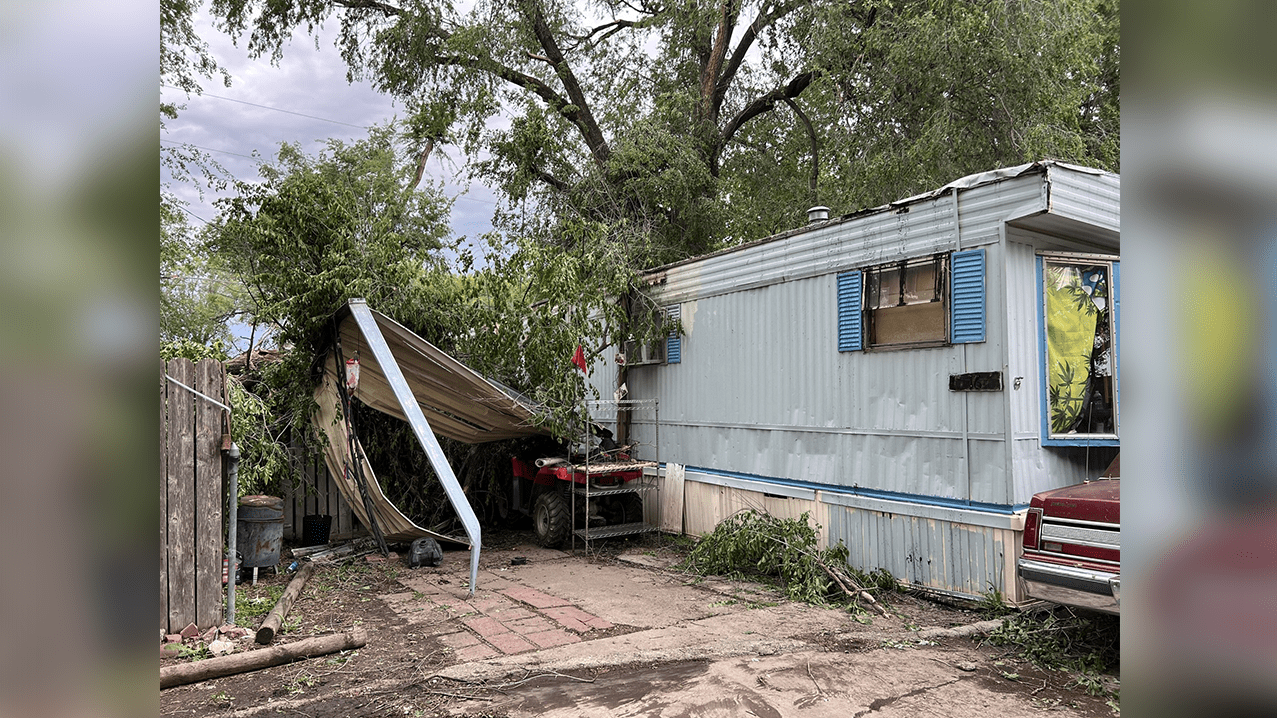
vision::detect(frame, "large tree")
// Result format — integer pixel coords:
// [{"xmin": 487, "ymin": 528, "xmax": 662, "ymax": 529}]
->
[{"xmin": 209, "ymin": 0, "xmax": 1118, "ymax": 262}]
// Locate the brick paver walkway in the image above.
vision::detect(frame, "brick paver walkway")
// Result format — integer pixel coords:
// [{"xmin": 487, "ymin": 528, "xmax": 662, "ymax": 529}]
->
[{"xmin": 393, "ymin": 574, "xmax": 612, "ymax": 660}]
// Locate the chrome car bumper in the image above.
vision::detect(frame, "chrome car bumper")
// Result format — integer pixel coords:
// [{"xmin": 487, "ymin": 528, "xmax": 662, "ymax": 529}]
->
[{"xmin": 1018, "ymin": 556, "xmax": 1121, "ymax": 615}]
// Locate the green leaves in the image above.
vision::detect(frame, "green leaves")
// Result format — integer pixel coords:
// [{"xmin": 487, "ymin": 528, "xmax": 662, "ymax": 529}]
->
[{"xmin": 683, "ymin": 509, "xmax": 858, "ymax": 606}]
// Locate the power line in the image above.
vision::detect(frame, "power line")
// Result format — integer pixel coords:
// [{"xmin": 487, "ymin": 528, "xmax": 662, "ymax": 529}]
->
[
  {"xmin": 175, "ymin": 203, "xmax": 212, "ymax": 225},
  {"xmin": 162, "ymin": 84, "xmax": 371, "ymax": 129},
  {"xmin": 162, "ymin": 138, "xmax": 259, "ymax": 161}
]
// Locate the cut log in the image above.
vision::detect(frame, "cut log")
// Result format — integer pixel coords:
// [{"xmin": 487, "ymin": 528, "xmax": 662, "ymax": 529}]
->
[
  {"xmin": 159, "ymin": 628, "xmax": 367, "ymax": 689},
  {"xmin": 915, "ymin": 619, "xmax": 1006, "ymax": 640},
  {"xmin": 256, "ymin": 562, "xmax": 315, "ymax": 645}
]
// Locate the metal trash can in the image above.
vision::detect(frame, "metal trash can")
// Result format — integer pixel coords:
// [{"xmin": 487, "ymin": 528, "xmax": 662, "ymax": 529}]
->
[
  {"xmin": 237, "ymin": 495, "xmax": 284, "ymax": 568},
  {"xmin": 302, "ymin": 514, "xmax": 332, "ymax": 547}
]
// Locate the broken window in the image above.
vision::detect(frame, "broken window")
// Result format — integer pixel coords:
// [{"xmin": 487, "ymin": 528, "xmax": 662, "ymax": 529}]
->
[
  {"xmin": 1041, "ymin": 256, "xmax": 1118, "ymax": 442},
  {"xmin": 865, "ymin": 254, "xmax": 948, "ymax": 347}
]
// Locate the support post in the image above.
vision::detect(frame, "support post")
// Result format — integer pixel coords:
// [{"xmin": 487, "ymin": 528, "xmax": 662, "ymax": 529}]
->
[
  {"xmin": 346, "ymin": 300, "xmax": 483, "ymax": 594},
  {"xmin": 224, "ymin": 442, "xmax": 240, "ymax": 626}
]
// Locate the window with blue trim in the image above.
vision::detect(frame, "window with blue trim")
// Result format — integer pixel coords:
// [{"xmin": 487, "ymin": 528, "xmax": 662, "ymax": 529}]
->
[
  {"xmin": 838, "ymin": 249, "xmax": 985, "ymax": 351},
  {"xmin": 1038, "ymin": 255, "xmax": 1119, "ymax": 444}
]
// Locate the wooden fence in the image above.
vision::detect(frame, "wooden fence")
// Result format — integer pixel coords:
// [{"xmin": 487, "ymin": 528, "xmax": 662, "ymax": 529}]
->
[
  {"xmin": 161, "ymin": 358, "xmax": 226, "ymax": 633},
  {"xmin": 281, "ymin": 449, "xmax": 362, "ymax": 543}
]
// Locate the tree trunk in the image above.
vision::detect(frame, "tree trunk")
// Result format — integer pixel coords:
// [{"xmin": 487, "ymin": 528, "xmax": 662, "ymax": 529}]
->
[
  {"xmin": 255, "ymin": 562, "xmax": 315, "ymax": 644},
  {"xmin": 160, "ymin": 629, "xmax": 367, "ymax": 689}
]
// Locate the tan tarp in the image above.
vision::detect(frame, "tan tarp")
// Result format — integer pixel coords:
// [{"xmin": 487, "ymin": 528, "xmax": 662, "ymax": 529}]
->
[
  {"xmin": 312, "ymin": 306, "xmax": 549, "ymax": 545},
  {"xmin": 333, "ymin": 308, "xmax": 545, "ymax": 443}
]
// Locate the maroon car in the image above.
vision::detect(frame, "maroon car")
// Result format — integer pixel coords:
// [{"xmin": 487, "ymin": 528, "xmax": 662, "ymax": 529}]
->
[{"xmin": 1018, "ymin": 455, "xmax": 1121, "ymax": 614}]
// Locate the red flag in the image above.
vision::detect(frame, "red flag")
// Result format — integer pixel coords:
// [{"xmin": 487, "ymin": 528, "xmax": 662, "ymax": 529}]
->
[{"xmin": 571, "ymin": 344, "xmax": 587, "ymax": 372}]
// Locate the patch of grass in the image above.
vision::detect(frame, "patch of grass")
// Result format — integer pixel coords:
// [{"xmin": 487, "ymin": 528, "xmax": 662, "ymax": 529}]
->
[
  {"xmin": 168, "ymin": 642, "xmax": 212, "ymax": 661},
  {"xmin": 235, "ymin": 584, "xmax": 284, "ymax": 625},
  {"xmin": 985, "ymin": 608, "xmax": 1120, "ymax": 699}
]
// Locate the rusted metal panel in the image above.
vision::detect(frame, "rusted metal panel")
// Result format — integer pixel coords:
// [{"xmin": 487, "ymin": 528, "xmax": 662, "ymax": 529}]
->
[{"xmin": 824, "ymin": 501, "xmax": 1017, "ymax": 600}]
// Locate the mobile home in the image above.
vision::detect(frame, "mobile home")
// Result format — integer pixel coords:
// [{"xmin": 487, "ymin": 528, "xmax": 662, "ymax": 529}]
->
[{"xmin": 594, "ymin": 161, "xmax": 1120, "ymax": 602}]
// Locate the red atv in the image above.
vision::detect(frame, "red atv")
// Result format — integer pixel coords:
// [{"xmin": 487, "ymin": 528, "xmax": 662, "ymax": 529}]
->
[{"xmin": 509, "ymin": 432, "xmax": 651, "ymax": 547}]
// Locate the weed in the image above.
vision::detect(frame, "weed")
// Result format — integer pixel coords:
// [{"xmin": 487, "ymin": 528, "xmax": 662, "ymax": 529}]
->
[
  {"xmin": 975, "ymin": 584, "xmax": 1016, "ymax": 618},
  {"xmin": 287, "ymin": 672, "xmax": 317, "ymax": 695},
  {"xmin": 210, "ymin": 691, "xmax": 233, "ymax": 705},
  {"xmin": 710, "ymin": 599, "xmax": 739, "ymax": 607},
  {"xmin": 985, "ymin": 608, "xmax": 1120, "ymax": 700},
  {"xmin": 235, "ymin": 585, "xmax": 284, "ymax": 625},
  {"xmin": 412, "ymin": 591, "xmax": 425, "ymax": 600},
  {"xmin": 168, "ymin": 642, "xmax": 212, "ymax": 661}
]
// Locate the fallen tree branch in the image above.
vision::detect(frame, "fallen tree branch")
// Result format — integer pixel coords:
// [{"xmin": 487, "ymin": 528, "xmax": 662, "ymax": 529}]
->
[
  {"xmin": 257, "ymin": 562, "xmax": 315, "ymax": 644},
  {"xmin": 915, "ymin": 619, "xmax": 1006, "ymax": 640},
  {"xmin": 160, "ymin": 629, "xmax": 367, "ymax": 689},
  {"xmin": 824, "ymin": 563, "xmax": 892, "ymax": 618}
]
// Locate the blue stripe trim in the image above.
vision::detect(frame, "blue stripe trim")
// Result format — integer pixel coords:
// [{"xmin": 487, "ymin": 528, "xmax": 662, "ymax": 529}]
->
[{"xmin": 662, "ymin": 463, "xmax": 1026, "ymax": 514}]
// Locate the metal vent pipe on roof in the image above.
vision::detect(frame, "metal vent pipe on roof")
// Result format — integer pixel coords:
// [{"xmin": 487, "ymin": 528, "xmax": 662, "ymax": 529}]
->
[{"xmin": 807, "ymin": 206, "xmax": 830, "ymax": 223}]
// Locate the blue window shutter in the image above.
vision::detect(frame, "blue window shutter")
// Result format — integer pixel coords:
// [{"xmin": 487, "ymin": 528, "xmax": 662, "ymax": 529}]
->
[
  {"xmin": 950, "ymin": 249, "xmax": 986, "ymax": 343},
  {"xmin": 837, "ymin": 270, "xmax": 864, "ymax": 352},
  {"xmin": 665, "ymin": 304, "xmax": 681, "ymax": 364}
]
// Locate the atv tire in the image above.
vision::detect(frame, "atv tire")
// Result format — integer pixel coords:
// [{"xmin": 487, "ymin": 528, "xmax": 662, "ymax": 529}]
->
[
  {"xmin": 610, "ymin": 492, "xmax": 645, "ymax": 524},
  {"xmin": 533, "ymin": 491, "xmax": 570, "ymax": 547}
]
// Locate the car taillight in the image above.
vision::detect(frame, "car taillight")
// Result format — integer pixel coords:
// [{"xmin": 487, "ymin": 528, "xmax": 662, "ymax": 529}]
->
[{"xmin": 1023, "ymin": 508, "xmax": 1042, "ymax": 550}]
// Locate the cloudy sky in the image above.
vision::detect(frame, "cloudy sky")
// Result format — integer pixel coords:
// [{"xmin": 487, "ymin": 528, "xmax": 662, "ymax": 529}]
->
[{"xmin": 161, "ymin": 8, "xmax": 502, "ymax": 243}]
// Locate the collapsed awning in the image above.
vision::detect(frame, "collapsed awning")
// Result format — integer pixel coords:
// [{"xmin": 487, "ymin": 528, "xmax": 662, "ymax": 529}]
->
[
  {"xmin": 329, "ymin": 302, "xmax": 547, "ymax": 443},
  {"xmin": 312, "ymin": 299, "xmax": 549, "ymax": 594}
]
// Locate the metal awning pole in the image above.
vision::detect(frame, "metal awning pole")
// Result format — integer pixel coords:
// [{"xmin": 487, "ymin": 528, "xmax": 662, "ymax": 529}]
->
[{"xmin": 346, "ymin": 300, "xmax": 483, "ymax": 595}]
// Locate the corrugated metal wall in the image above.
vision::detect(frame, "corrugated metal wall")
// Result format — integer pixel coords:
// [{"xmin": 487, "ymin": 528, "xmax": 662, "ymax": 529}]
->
[{"xmin": 823, "ymin": 500, "xmax": 1020, "ymax": 600}]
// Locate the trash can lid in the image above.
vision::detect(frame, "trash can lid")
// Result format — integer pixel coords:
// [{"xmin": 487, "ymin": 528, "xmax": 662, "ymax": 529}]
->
[{"xmin": 239, "ymin": 495, "xmax": 283, "ymax": 509}]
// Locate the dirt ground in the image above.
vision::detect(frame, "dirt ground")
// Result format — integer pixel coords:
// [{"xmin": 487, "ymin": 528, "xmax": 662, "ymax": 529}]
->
[{"xmin": 160, "ymin": 528, "xmax": 1119, "ymax": 717}]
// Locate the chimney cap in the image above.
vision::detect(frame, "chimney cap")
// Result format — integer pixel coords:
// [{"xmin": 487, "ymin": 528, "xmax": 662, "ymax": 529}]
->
[{"xmin": 806, "ymin": 206, "xmax": 830, "ymax": 223}]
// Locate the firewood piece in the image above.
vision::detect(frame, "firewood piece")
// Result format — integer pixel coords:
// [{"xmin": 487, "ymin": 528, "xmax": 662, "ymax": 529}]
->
[
  {"xmin": 159, "ymin": 629, "xmax": 366, "ymax": 689},
  {"xmin": 255, "ymin": 563, "xmax": 314, "ymax": 645}
]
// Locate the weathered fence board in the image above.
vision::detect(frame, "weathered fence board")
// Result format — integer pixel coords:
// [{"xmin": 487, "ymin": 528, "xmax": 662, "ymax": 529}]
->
[
  {"xmin": 281, "ymin": 449, "xmax": 360, "ymax": 543},
  {"xmin": 194, "ymin": 359, "xmax": 224, "ymax": 629},
  {"xmin": 162, "ymin": 358, "xmax": 225, "ymax": 632},
  {"xmin": 165, "ymin": 359, "xmax": 195, "ymax": 631},
  {"xmin": 160, "ymin": 361, "xmax": 168, "ymax": 631}
]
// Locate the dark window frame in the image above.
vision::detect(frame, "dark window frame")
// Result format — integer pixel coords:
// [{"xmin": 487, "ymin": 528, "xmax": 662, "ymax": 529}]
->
[{"xmin": 864, "ymin": 253, "xmax": 950, "ymax": 349}]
